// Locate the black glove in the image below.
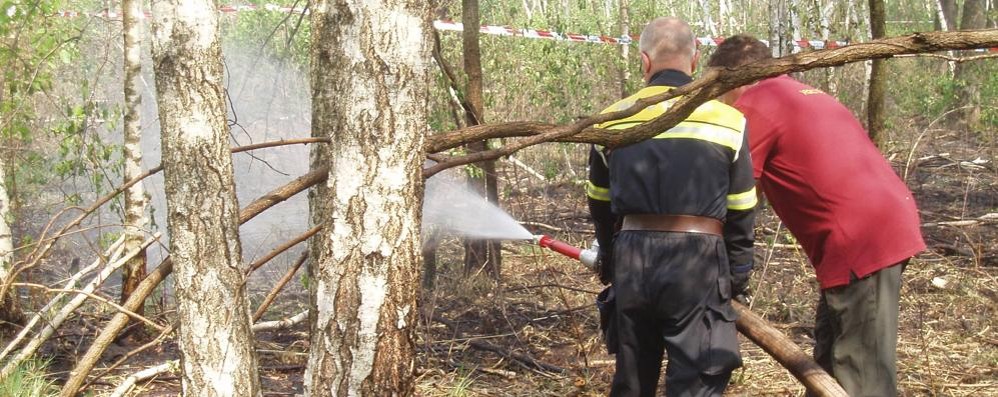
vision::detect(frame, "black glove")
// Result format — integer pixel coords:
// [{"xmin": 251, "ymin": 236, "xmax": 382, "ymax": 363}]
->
[
  {"xmin": 730, "ymin": 263, "xmax": 753, "ymax": 302},
  {"xmin": 596, "ymin": 246, "xmax": 614, "ymax": 285}
]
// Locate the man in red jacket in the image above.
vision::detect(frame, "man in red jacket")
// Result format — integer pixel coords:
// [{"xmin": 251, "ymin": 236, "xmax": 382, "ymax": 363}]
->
[{"xmin": 707, "ymin": 35, "xmax": 925, "ymax": 397}]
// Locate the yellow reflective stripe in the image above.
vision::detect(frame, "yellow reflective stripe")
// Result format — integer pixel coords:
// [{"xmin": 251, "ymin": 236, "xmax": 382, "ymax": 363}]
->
[
  {"xmin": 727, "ymin": 187, "xmax": 758, "ymax": 210},
  {"xmin": 686, "ymin": 101, "xmax": 747, "ymax": 132},
  {"xmin": 653, "ymin": 122, "xmax": 743, "ymax": 153},
  {"xmin": 587, "ymin": 181, "xmax": 610, "ymax": 201}
]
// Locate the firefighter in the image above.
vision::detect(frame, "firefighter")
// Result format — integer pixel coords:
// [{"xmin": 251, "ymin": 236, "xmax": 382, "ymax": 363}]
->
[
  {"xmin": 587, "ymin": 17, "xmax": 757, "ymax": 397},
  {"xmin": 707, "ymin": 35, "xmax": 926, "ymax": 397}
]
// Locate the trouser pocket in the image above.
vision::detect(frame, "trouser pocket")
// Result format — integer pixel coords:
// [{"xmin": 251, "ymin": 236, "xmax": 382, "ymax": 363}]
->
[
  {"xmin": 596, "ymin": 285, "xmax": 618, "ymax": 354},
  {"xmin": 700, "ymin": 307, "xmax": 742, "ymax": 375}
]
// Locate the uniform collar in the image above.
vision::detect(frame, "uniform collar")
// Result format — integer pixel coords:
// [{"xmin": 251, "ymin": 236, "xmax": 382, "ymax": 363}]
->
[{"xmin": 647, "ymin": 69, "xmax": 693, "ymax": 87}]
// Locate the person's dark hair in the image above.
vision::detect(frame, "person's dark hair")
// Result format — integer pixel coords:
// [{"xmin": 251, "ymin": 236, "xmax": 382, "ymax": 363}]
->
[{"xmin": 707, "ymin": 34, "xmax": 771, "ymax": 68}]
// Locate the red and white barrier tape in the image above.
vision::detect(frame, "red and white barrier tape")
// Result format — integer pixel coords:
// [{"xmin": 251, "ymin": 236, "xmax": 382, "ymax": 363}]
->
[{"xmin": 31, "ymin": 4, "xmax": 997, "ymax": 52}]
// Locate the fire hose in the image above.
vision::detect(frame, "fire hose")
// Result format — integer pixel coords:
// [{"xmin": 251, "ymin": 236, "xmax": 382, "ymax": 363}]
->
[{"xmin": 533, "ymin": 234, "xmax": 848, "ymax": 397}]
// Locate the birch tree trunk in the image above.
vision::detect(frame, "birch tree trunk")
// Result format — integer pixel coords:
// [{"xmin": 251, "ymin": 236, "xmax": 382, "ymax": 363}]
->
[
  {"xmin": 305, "ymin": 1, "xmax": 431, "ymax": 395},
  {"xmin": 618, "ymin": 0, "xmax": 631, "ymax": 99},
  {"xmin": 150, "ymin": 1, "xmax": 261, "ymax": 395},
  {"xmin": 0, "ymin": 156, "xmax": 22, "ymax": 329},
  {"xmin": 867, "ymin": 0, "xmax": 887, "ymax": 145},
  {"xmin": 818, "ymin": 0, "xmax": 837, "ymax": 96},
  {"xmin": 119, "ymin": 0, "xmax": 148, "ymax": 328}
]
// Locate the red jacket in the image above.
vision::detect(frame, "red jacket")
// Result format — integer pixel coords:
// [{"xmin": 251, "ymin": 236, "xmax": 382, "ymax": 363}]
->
[{"xmin": 735, "ymin": 75, "xmax": 925, "ymax": 289}]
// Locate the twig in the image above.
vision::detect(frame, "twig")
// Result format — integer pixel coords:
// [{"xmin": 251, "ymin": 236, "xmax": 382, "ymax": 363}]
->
[
  {"xmin": 504, "ymin": 156, "xmax": 546, "ymax": 181},
  {"xmin": 431, "ymin": 315, "xmax": 566, "ymax": 374},
  {"xmin": 251, "ymin": 310, "xmax": 308, "ymax": 332},
  {"xmin": 83, "ymin": 322, "xmax": 178, "ymax": 392},
  {"xmin": 107, "ymin": 361, "xmax": 178, "ymax": 397},
  {"xmin": 253, "ymin": 251, "xmax": 308, "ymax": 322},
  {"xmin": 246, "ymin": 226, "xmax": 320, "ymax": 275}
]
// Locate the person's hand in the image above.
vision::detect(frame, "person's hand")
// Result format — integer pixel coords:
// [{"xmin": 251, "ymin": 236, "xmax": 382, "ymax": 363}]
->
[
  {"xmin": 596, "ymin": 246, "xmax": 614, "ymax": 285},
  {"xmin": 731, "ymin": 264, "xmax": 752, "ymax": 302}
]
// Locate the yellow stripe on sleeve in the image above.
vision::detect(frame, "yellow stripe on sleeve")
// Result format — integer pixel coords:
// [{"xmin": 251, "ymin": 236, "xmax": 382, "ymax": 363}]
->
[
  {"xmin": 587, "ymin": 181, "xmax": 611, "ymax": 202},
  {"xmin": 727, "ymin": 187, "xmax": 758, "ymax": 210}
]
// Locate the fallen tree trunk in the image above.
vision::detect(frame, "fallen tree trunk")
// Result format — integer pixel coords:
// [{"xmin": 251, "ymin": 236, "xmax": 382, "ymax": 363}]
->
[{"xmin": 732, "ymin": 301, "xmax": 847, "ymax": 397}]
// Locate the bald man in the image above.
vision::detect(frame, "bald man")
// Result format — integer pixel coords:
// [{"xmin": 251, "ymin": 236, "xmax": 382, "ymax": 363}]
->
[{"xmin": 587, "ymin": 17, "xmax": 757, "ymax": 397}]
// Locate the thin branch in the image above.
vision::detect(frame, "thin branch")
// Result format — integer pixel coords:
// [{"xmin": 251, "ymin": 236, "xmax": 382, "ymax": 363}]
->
[
  {"xmin": 107, "ymin": 361, "xmax": 178, "ymax": 397},
  {"xmin": 253, "ymin": 251, "xmax": 308, "ymax": 322},
  {"xmin": 12, "ymin": 283, "xmax": 166, "ymax": 332},
  {"xmin": 246, "ymin": 225, "xmax": 321, "ymax": 274},
  {"xmin": 83, "ymin": 322, "xmax": 178, "ymax": 392}
]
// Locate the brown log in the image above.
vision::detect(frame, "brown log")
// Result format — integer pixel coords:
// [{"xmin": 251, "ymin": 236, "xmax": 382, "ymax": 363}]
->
[{"xmin": 733, "ymin": 301, "xmax": 847, "ymax": 397}]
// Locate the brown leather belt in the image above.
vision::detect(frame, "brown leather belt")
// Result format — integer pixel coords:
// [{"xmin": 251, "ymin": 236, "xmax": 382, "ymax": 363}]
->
[{"xmin": 621, "ymin": 214, "xmax": 723, "ymax": 236}]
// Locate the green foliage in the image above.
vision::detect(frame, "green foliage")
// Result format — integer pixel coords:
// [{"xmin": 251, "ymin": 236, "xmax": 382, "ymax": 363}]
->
[
  {"xmin": 221, "ymin": 0, "xmax": 310, "ymax": 69},
  {"xmin": 0, "ymin": 358, "xmax": 57, "ymax": 397}
]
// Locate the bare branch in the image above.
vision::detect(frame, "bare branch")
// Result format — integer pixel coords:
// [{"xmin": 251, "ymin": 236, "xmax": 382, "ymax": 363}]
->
[{"xmin": 423, "ymin": 29, "xmax": 998, "ymax": 175}]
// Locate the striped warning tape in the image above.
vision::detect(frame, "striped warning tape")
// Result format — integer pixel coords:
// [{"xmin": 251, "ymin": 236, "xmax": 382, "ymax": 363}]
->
[{"xmin": 32, "ymin": 4, "xmax": 998, "ymax": 52}]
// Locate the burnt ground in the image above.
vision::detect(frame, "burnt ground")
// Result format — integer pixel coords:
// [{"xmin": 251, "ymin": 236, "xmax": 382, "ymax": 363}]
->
[{"xmin": 15, "ymin": 129, "xmax": 997, "ymax": 396}]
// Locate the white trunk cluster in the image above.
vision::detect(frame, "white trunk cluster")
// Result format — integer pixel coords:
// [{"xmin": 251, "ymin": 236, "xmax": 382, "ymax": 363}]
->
[
  {"xmin": 150, "ymin": 0, "xmax": 261, "ymax": 396},
  {"xmin": 306, "ymin": 1, "xmax": 432, "ymax": 396}
]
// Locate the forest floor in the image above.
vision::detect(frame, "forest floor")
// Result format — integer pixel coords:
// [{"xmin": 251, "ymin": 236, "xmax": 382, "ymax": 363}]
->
[{"xmin": 24, "ymin": 128, "xmax": 998, "ymax": 396}]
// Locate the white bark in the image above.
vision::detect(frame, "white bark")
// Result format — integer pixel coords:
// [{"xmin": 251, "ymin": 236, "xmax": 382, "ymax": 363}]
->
[
  {"xmin": 934, "ymin": 0, "xmax": 957, "ymax": 75},
  {"xmin": 818, "ymin": 0, "xmax": 837, "ymax": 95},
  {"xmin": 0, "ymin": 157, "xmax": 11, "ymax": 284},
  {"xmin": 698, "ymin": 0, "xmax": 719, "ymax": 37},
  {"xmin": 109, "ymin": 361, "xmax": 179, "ymax": 397},
  {"xmin": 120, "ymin": 0, "xmax": 148, "ymax": 307},
  {"xmin": 305, "ymin": 1, "xmax": 431, "ymax": 396},
  {"xmin": 151, "ymin": 0, "xmax": 261, "ymax": 395}
]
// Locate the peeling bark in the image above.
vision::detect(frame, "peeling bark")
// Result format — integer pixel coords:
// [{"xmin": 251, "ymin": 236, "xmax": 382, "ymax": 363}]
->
[
  {"xmin": 150, "ymin": 0, "xmax": 261, "ymax": 395},
  {"xmin": 305, "ymin": 1, "xmax": 431, "ymax": 396}
]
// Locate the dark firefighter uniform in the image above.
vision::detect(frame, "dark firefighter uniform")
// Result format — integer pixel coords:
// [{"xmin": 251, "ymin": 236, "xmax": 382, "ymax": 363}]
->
[{"xmin": 588, "ymin": 69, "xmax": 757, "ymax": 397}]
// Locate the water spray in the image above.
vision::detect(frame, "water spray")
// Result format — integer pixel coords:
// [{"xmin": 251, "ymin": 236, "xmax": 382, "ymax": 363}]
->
[{"xmin": 532, "ymin": 235, "xmax": 598, "ymax": 270}]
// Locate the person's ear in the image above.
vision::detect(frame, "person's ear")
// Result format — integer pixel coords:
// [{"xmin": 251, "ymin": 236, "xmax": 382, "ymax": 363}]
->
[{"xmin": 640, "ymin": 51, "xmax": 651, "ymax": 75}]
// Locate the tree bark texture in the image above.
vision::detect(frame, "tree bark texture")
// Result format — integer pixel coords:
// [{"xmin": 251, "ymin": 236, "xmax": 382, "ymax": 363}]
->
[
  {"xmin": 867, "ymin": 0, "xmax": 887, "ymax": 145},
  {"xmin": 119, "ymin": 0, "xmax": 148, "ymax": 324},
  {"xmin": 461, "ymin": 0, "xmax": 502, "ymax": 278},
  {"xmin": 305, "ymin": 1, "xmax": 432, "ymax": 396},
  {"xmin": 150, "ymin": 1, "xmax": 261, "ymax": 396}
]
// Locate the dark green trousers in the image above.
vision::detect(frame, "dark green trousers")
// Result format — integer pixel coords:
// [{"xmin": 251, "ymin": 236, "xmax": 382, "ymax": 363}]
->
[{"xmin": 813, "ymin": 261, "xmax": 906, "ymax": 397}]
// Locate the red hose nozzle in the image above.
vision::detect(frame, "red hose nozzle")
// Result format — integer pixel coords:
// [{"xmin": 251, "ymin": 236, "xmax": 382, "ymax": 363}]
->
[{"xmin": 534, "ymin": 235, "xmax": 598, "ymax": 269}]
